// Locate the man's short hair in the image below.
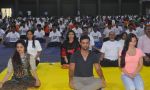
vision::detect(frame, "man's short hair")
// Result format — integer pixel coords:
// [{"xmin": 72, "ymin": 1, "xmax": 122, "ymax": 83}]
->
[
  {"xmin": 37, "ymin": 24, "xmax": 41, "ymax": 27},
  {"xmin": 80, "ymin": 35, "xmax": 90, "ymax": 42}
]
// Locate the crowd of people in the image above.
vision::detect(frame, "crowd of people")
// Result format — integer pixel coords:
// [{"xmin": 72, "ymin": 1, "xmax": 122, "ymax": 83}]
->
[{"xmin": 0, "ymin": 15, "xmax": 150, "ymax": 90}]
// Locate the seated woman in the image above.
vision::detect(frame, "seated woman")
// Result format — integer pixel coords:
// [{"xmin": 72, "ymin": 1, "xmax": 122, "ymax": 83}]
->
[
  {"xmin": 61, "ymin": 30, "xmax": 80, "ymax": 69},
  {"xmin": 26, "ymin": 30, "xmax": 42, "ymax": 66},
  {"xmin": 0, "ymin": 40, "xmax": 41, "ymax": 90},
  {"xmin": 119, "ymin": 34, "xmax": 144, "ymax": 90}
]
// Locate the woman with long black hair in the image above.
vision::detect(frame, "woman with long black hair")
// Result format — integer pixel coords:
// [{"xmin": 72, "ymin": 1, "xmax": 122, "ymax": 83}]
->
[
  {"xmin": 61, "ymin": 30, "xmax": 80, "ymax": 69},
  {"xmin": 118, "ymin": 33, "xmax": 144, "ymax": 90},
  {"xmin": 0, "ymin": 40, "xmax": 41, "ymax": 90},
  {"xmin": 26, "ymin": 30, "xmax": 42, "ymax": 66}
]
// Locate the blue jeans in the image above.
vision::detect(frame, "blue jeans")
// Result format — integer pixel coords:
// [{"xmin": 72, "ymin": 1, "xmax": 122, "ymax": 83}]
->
[
  {"xmin": 94, "ymin": 41, "xmax": 103, "ymax": 49},
  {"xmin": 122, "ymin": 74, "xmax": 144, "ymax": 90}
]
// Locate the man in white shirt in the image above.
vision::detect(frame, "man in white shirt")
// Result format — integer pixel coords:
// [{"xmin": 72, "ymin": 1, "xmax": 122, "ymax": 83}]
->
[
  {"xmin": 34, "ymin": 24, "xmax": 45, "ymax": 43},
  {"xmin": 90, "ymin": 25, "xmax": 102, "ymax": 51},
  {"xmin": 47, "ymin": 24, "xmax": 61, "ymax": 47},
  {"xmin": 112, "ymin": 24, "xmax": 123, "ymax": 39},
  {"xmin": 103, "ymin": 24, "xmax": 114, "ymax": 42},
  {"xmin": 19, "ymin": 22, "xmax": 29, "ymax": 39},
  {"xmin": 136, "ymin": 24, "xmax": 145, "ymax": 38},
  {"xmin": 4, "ymin": 26, "xmax": 20, "ymax": 47},
  {"xmin": 59, "ymin": 21, "xmax": 66, "ymax": 33},
  {"xmin": 72, "ymin": 24, "xmax": 83, "ymax": 39},
  {"xmin": 81, "ymin": 26, "xmax": 95, "ymax": 51},
  {"xmin": 126, "ymin": 24, "xmax": 137, "ymax": 36},
  {"xmin": 100, "ymin": 31, "xmax": 121, "ymax": 67}
]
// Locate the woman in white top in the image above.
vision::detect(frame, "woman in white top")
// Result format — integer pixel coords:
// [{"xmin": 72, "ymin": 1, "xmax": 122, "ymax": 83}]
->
[{"xmin": 26, "ymin": 30, "xmax": 42, "ymax": 66}]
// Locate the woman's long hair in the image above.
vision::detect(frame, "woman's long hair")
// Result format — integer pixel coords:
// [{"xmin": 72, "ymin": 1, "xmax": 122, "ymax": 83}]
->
[
  {"xmin": 26, "ymin": 30, "xmax": 35, "ymax": 48},
  {"xmin": 12, "ymin": 40, "xmax": 27, "ymax": 72},
  {"xmin": 63, "ymin": 30, "xmax": 79, "ymax": 49},
  {"xmin": 120, "ymin": 33, "xmax": 138, "ymax": 68},
  {"xmin": 120, "ymin": 32, "xmax": 128, "ymax": 40},
  {"xmin": 66, "ymin": 30, "xmax": 78, "ymax": 42}
]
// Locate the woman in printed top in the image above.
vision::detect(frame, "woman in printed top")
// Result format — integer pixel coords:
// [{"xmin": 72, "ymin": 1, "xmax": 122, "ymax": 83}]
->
[
  {"xmin": 118, "ymin": 33, "xmax": 144, "ymax": 90},
  {"xmin": 61, "ymin": 30, "xmax": 80, "ymax": 69},
  {"xmin": 0, "ymin": 40, "xmax": 41, "ymax": 90}
]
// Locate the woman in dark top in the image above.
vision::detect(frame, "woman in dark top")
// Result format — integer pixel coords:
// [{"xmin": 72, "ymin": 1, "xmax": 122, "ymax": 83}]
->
[
  {"xmin": 0, "ymin": 40, "xmax": 40, "ymax": 90},
  {"xmin": 61, "ymin": 30, "xmax": 80, "ymax": 69}
]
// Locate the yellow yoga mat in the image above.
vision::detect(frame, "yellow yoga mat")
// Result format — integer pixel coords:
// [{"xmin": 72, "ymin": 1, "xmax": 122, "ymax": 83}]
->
[{"xmin": 0, "ymin": 63, "xmax": 150, "ymax": 90}]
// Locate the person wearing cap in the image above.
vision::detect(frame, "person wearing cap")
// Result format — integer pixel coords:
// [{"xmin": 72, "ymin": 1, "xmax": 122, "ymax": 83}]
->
[{"xmin": 138, "ymin": 25, "xmax": 150, "ymax": 66}]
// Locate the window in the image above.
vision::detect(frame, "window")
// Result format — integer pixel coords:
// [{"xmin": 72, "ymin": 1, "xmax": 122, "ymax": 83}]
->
[{"xmin": 1, "ymin": 8, "xmax": 12, "ymax": 18}]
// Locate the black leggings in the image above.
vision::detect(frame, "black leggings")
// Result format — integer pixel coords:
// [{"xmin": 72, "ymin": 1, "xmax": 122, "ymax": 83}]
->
[{"xmin": 100, "ymin": 58, "xmax": 118, "ymax": 67}]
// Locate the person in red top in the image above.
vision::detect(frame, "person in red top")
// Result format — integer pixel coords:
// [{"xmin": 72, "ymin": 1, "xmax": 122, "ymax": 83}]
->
[
  {"xmin": 61, "ymin": 30, "xmax": 80, "ymax": 69},
  {"xmin": 44, "ymin": 22, "xmax": 50, "ymax": 37},
  {"xmin": 68, "ymin": 22, "xmax": 75, "ymax": 30}
]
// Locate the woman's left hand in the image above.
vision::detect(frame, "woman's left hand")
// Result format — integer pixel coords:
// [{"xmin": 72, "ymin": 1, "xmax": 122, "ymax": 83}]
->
[
  {"xmin": 129, "ymin": 73, "xmax": 137, "ymax": 79},
  {"xmin": 35, "ymin": 79, "xmax": 41, "ymax": 87}
]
